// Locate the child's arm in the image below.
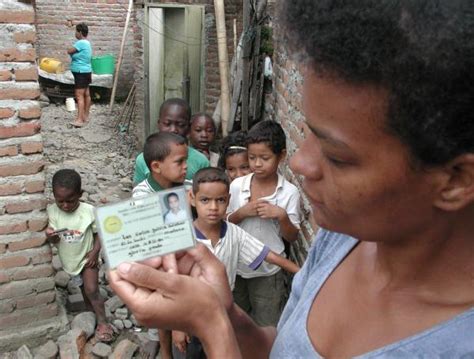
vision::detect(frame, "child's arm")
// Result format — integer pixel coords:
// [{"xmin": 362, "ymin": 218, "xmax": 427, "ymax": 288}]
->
[
  {"xmin": 45, "ymin": 227, "xmax": 60, "ymax": 244},
  {"xmin": 255, "ymin": 200, "xmax": 299, "ymax": 242},
  {"xmin": 85, "ymin": 232, "xmax": 101, "ymax": 268},
  {"xmin": 264, "ymin": 250, "xmax": 300, "ymax": 274}
]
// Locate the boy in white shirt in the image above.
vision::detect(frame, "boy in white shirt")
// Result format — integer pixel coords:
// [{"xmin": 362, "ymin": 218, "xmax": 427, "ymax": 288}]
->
[{"xmin": 227, "ymin": 120, "xmax": 302, "ymax": 327}]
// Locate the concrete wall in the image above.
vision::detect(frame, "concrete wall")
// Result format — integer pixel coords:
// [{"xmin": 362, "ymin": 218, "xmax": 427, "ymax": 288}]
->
[
  {"xmin": 0, "ymin": 1, "xmax": 66, "ymax": 352},
  {"xmin": 35, "ymin": 0, "xmax": 135, "ymax": 99},
  {"xmin": 133, "ymin": 0, "xmax": 243, "ymax": 142}
]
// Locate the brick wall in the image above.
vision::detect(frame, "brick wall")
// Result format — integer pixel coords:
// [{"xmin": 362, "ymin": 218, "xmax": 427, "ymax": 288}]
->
[
  {"xmin": 0, "ymin": 1, "xmax": 64, "ymax": 351},
  {"xmin": 35, "ymin": 0, "xmax": 135, "ymax": 98},
  {"xmin": 266, "ymin": 21, "xmax": 316, "ymax": 264},
  {"xmin": 133, "ymin": 0, "xmax": 242, "ymax": 142}
]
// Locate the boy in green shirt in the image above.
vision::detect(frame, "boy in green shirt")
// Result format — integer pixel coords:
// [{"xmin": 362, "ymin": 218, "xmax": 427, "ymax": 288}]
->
[{"xmin": 133, "ymin": 98, "xmax": 209, "ymax": 186}]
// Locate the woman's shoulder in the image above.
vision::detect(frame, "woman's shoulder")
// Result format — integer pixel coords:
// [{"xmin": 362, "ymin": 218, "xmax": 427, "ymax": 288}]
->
[{"xmin": 307, "ymin": 228, "xmax": 358, "ymax": 268}]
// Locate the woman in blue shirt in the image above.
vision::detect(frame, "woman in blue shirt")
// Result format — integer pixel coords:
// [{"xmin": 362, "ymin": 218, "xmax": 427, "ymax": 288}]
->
[
  {"xmin": 108, "ymin": 1, "xmax": 474, "ymax": 357},
  {"xmin": 67, "ymin": 23, "xmax": 92, "ymax": 128}
]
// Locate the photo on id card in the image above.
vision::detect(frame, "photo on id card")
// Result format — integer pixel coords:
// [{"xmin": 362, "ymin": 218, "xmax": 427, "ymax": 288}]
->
[{"xmin": 95, "ymin": 186, "xmax": 196, "ymax": 269}]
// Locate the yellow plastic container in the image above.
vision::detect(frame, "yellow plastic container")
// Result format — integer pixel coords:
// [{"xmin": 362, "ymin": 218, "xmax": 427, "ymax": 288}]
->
[{"xmin": 40, "ymin": 58, "xmax": 65, "ymax": 74}]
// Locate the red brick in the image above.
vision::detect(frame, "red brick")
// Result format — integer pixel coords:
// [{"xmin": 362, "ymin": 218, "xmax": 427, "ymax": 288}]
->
[
  {"xmin": 0, "ymin": 121, "xmax": 40, "ymax": 139},
  {"xmin": 6, "ymin": 198, "xmax": 47, "ymax": 214},
  {"xmin": 0, "ymin": 221, "xmax": 27, "ymax": 235},
  {"xmin": 0, "ymin": 160, "xmax": 44, "ymax": 177},
  {"xmin": 28, "ymin": 217, "xmax": 48, "ymax": 232},
  {"xmin": 15, "ymin": 67, "xmax": 38, "ymax": 81},
  {"xmin": 0, "ymin": 70, "xmax": 12, "ymax": 81},
  {"xmin": 15, "ymin": 290, "xmax": 56, "ymax": 309},
  {"xmin": 0, "ymin": 145, "xmax": 18, "ymax": 157},
  {"xmin": 0, "ymin": 243, "xmax": 5, "ymax": 254},
  {"xmin": 8, "ymin": 234, "xmax": 46, "ymax": 251},
  {"xmin": 0, "ymin": 303, "xmax": 58, "ymax": 329},
  {"xmin": 0, "ymin": 107, "xmax": 15, "ymax": 119},
  {"xmin": 18, "ymin": 106, "xmax": 41, "ymax": 119},
  {"xmin": 0, "ymin": 272, "xmax": 9, "ymax": 284},
  {"xmin": 13, "ymin": 31, "xmax": 36, "ymax": 44},
  {"xmin": 10, "ymin": 263, "xmax": 53, "ymax": 281},
  {"xmin": 0, "ymin": 255, "xmax": 30, "ymax": 269},
  {"xmin": 25, "ymin": 180, "xmax": 45, "ymax": 194},
  {"xmin": 0, "ymin": 87, "xmax": 40, "ymax": 100},
  {"xmin": 0, "ymin": 48, "xmax": 36, "ymax": 62},
  {"xmin": 0, "ymin": 10, "xmax": 35, "ymax": 24},
  {"xmin": 0, "ymin": 183, "xmax": 22, "ymax": 196},
  {"xmin": 0, "ymin": 281, "xmax": 33, "ymax": 300},
  {"xmin": 20, "ymin": 141, "xmax": 42, "ymax": 154}
]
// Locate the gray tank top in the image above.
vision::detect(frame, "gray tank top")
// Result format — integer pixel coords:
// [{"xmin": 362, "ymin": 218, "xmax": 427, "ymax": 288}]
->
[{"xmin": 271, "ymin": 230, "xmax": 474, "ymax": 358}]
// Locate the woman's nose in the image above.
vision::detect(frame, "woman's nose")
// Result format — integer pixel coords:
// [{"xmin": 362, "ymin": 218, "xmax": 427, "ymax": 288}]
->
[{"xmin": 289, "ymin": 138, "xmax": 323, "ymax": 180}]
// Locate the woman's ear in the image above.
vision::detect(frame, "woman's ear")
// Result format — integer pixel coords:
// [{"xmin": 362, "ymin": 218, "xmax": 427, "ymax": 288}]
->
[{"xmin": 434, "ymin": 153, "xmax": 474, "ymax": 211}]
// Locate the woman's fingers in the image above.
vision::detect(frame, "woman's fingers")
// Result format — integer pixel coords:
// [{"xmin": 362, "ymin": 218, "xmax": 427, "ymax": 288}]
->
[{"xmin": 115, "ymin": 262, "xmax": 180, "ymax": 294}]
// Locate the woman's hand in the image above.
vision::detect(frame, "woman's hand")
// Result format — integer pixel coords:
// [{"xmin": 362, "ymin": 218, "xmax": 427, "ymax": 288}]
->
[{"xmin": 108, "ymin": 244, "xmax": 233, "ymax": 335}]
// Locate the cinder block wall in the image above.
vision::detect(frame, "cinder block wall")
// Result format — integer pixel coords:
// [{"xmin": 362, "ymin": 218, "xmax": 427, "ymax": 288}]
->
[
  {"xmin": 0, "ymin": 1, "xmax": 65, "ymax": 352},
  {"xmin": 133, "ymin": 0, "xmax": 243, "ymax": 142},
  {"xmin": 35, "ymin": 0, "xmax": 135, "ymax": 99},
  {"xmin": 266, "ymin": 21, "xmax": 317, "ymax": 263}
]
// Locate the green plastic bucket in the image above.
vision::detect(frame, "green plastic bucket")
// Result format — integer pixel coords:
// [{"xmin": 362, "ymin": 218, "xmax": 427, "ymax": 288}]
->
[{"xmin": 91, "ymin": 54, "xmax": 115, "ymax": 75}]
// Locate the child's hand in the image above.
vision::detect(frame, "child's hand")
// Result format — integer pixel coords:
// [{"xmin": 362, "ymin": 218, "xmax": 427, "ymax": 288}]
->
[
  {"xmin": 45, "ymin": 227, "xmax": 56, "ymax": 237},
  {"xmin": 238, "ymin": 201, "xmax": 259, "ymax": 218},
  {"xmin": 256, "ymin": 200, "xmax": 286, "ymax": 220},
  {"xmin": 85, "ymin": 249, "xmax": 99, "ymax": 268},
  {"xmin": 172, "ymin": 330, "xmax": 190, "ymax": 353}
]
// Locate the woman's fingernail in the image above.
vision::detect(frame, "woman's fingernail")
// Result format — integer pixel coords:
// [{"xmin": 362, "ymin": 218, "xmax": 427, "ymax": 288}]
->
[{"xmin": 118, "ymin": 262, "xmax": 131, "ymax": 274}]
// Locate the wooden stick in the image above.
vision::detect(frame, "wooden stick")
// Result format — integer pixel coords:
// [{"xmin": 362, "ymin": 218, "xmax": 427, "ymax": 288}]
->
[
  {"xmin": 214, "ymin": 0, "xmax": 231, "ymax": 136},
  {"xmin": 109, "ymin": 0, "xmax": 133, "ymax": 112},
  {"xmin": 115, "ymin": 83, "xmax": 135, "ymax": 126}
]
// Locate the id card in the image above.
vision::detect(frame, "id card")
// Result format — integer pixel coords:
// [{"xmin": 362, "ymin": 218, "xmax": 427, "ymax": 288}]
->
[{"xmin": 95, "ymin": 187, "xmax": 196, "ymax": 269}]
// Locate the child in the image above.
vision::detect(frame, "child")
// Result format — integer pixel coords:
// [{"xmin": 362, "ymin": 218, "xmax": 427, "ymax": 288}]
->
[
  {"xmin": 163, "ymin": 192, "xmax": 187, "ymax": 224},
  {"xmin": 132, "ymin": 131, "xmax": 188, "ymax": 359},
  {"xmin": 46, "ymin": 169, "xmax": 113, "ymax": 342},
  {"xmin": 218, "ymin": 130, "xmax": 251, "ymax": 182},
  {"xmin": 176, "ymin": 167, "xmax": 299, "ymax": 357},
  {"xmin": 133, "ymin": 98, "xmax": 209, "ymax": 186},
  {"xmin": 227, "ymin": 120, "xmax": 302, "ymax": 327},
  {"xmin": 189, "ymin": 113, "xmax": 219, "ymax": 166}
]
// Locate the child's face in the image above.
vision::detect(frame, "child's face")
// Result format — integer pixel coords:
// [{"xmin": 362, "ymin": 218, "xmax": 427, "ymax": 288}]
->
[
  {"xmin": 189, "ymin": 116, "xmax": 216, "ymax": 152},
  {"xmin": 168, "ymin": 195, "xmax": 181, "ymax": 211},
  {"xmin": 158, "ymin": 104, "xmax": 190, "ymax": 137},
  {"xmin": 248, "ymin": 143, "xmax": 284, "ymax": 180},
  {"xmin": 53, "ymin": 186, "xmax": 81, "ymax": 213},
  {"xmin": 191, "ymin": 182, "xmax": 230, "ymax": 226},
  {"xmin": 225, "ymin": 152, "xmax": 251, "ymax": 181},
  {"xmin": 152, "ymin": 143, "xmax": 188, "ymax": 186}
]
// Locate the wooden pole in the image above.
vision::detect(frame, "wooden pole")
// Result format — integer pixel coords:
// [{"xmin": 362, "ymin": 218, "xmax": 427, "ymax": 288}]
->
[
  {"xmin": 109, "ymin": 0, "xmax": 133, "ymax": 111},
  {"xmin": 214, "ymin": 0, "xmax": 231, "ymax": 136}
]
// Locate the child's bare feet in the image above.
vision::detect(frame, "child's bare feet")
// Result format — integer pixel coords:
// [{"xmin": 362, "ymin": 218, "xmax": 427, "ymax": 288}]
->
[{"xmin": 94, "ymin": 322, "xmax": 114, "ymax": 342}]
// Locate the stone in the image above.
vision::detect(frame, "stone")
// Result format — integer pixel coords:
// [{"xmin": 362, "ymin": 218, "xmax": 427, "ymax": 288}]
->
[
  {"xmin": 54, "ymin": 270, "xmax": 70, "ymax": 288},
  {"xmin": 113, "ymin": 319, "xmax": 124, "ymax": 330},
  {"xmin": 130, "ymin": 314, "xmax": 138, "ymax": 326},
  {"xmin": 114, "ymin": 307, "xmax": 128, "ymax": 320},
  {"xmin": 110, "ymin": 339, "xmax": 138, "ymax": 359},
  {"xmin": 99, "ymin": 286, "xmax": 108, "ymax": 299},
  {"xmin": 16, "ymin": 344, "xmax": 33, "ymax": 359},
  {"xmin": 71, "ymin": 311, "xmax": 96, "ymax": 339},
  {"xmin": 123, "ymin": 319, "xmax": 133, "ymax": 329},
  {"xmin": 92, "ymin": 342, "xmax": 112, "ymax": 358},
  {"xmin": 51, "ymin": 255, "xmax": 62, "ymax": 270},
  {"xmin": 66, "ymin": 293, "xmax": 86, "ymax": 312},
  {"xmin": 33, "ymin": 340, "xmax": 58, "ymax": 359},
  {"xmin": 57, "ymin": 329, "xmax": 87, "ymax": 359},
  {"xmin": 105, "ymin": 295, "xmax": 124, "ymax": 313},
  {"xmin": 67, "ymin": 279, "xmax": 81, "ymax": 294}
]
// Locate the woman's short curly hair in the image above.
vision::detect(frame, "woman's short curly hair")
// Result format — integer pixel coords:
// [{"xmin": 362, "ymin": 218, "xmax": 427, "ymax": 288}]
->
[{"xmin": 281, "ymin": 0, "xmax": 473, "ymax": 166}]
